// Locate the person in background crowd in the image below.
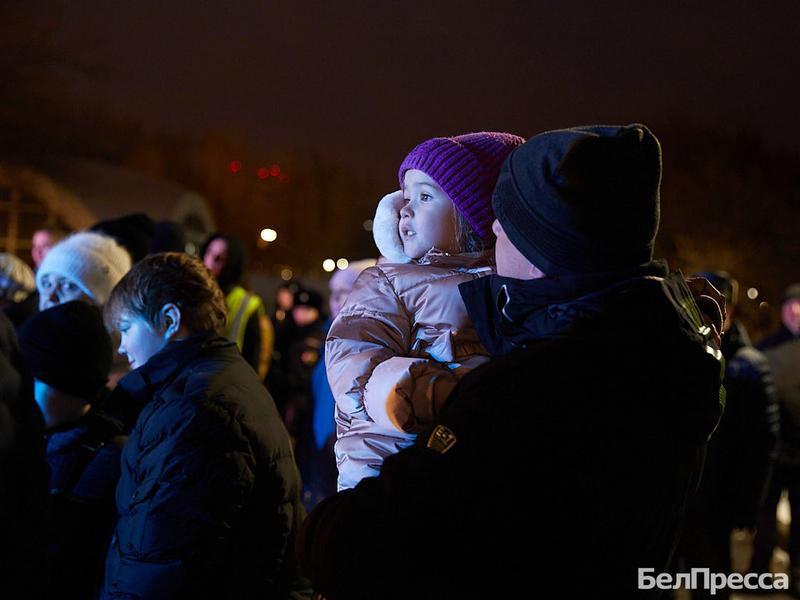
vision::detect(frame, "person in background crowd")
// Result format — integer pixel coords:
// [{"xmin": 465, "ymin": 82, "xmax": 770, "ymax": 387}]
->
[
  {"xmin": 18, "ymin": 301, "xmax": 125, "ymax": 599},
  {"xmin": 100, "ymin": 252, "xmax": 310, "ymax": 600},
  {"xmin": 202, "ymin": 233, "xmax": 274, "ymax": 379},
  {"xmin": 759, "ymin": 284, "xmax": 800, "ymax": 349},
  {"xmin": 327, "ymin": 131, "xmax": 523, "ymax": 491},
  {"xmin": 327, "ymin": 262, "xmax": 377, "ymax": 321},
  {"xmin": 266, "ymin": 279, "xmax": 300, "ymax": 400},
  {"xmin": 31, "ymin": 228, "xmax": 65, "ymax": 270},
  {"xmin": 0, "ymin": 309, "xmax": 49, "ymax": 600},
  {"xmin": 36, "ymin": 231, "xmax": 134, "ymax": 402},
  {"xmin": 298, "ymin": 259, "xmax": 377, "ymax": 510},
  {"xmin": 275, "ymin": 280, "xmax": 299, "ymax": 326},
  {"xmin": 299, "ymin": 124, "xmax": 726, "ymax": 598},
  {"xmin": 752, "ymin": 283, "xmax": 800, "ymax": 590},
  {"xmin": 280, "ymin": 287, "xmax": 326, "ymax": 441},
  {"xmin": 671, "ymin": 270, "xmax": 779, "ymax": 599},
  {"xmin": 91, "ymin": 213, "xmax": 155, "ymax": 264},
  {"xmin": 36, "ymin": 231, "xmax": 132, "ymax": 312},
  {"xmin": 0, "ymin": 252, "xmax": 37, "ymax": 327},
  {"xmin": 149, "ymin": 220, "xmax": 188, "ymax": 254}
]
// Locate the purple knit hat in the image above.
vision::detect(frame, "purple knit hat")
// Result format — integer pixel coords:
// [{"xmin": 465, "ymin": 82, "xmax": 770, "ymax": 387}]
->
[{"xmin": 398, "ymin": 132, "xmax": 525, "ymax": 240}]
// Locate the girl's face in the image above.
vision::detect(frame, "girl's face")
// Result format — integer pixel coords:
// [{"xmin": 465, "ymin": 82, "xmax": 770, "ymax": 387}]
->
[
  {"xmin": 400, "ymin": 169, "xmax": 459, "ymax": 259},
  {"xmin": 116, "ymin": 311, "xmax": 168, "ymax": 370}
]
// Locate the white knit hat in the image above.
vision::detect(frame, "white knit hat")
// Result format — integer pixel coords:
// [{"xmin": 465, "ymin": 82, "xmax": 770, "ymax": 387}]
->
[{"xmin": 35, "ymin": 232, "xmax": 132, "ymax": 306}]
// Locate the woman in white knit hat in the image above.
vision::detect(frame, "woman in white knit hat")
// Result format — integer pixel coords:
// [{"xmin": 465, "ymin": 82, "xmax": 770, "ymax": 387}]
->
[{"xmin": 36, "ymin": 232, "xmax": 132, "ymax": 311}]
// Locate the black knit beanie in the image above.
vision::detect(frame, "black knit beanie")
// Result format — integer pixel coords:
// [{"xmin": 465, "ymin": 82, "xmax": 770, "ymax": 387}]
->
[
  {"xmin": 18, "ymin": 301, "xmax": 112, "ymax": 400},
  {"xmin": 150, "ymin": 221, "xmax": 187, "ymax": 254},
  {"xmin": 91, "ymin": 213, "xmax": 155, "ymax": 264},
  {"xmin": 493, "ymin": 124, "xmax": 662, "ymax": 276}
]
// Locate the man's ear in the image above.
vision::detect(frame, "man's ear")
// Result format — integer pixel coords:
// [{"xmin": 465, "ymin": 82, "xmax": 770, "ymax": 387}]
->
[{"xmin": 160, "ymin": 303, "xmax": 182, "ymax": 340}]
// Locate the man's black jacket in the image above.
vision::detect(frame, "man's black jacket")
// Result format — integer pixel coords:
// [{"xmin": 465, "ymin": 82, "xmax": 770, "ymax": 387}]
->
[{"xmin": 298, "ymin": 267, "xmax": 724, "ymax": 599}]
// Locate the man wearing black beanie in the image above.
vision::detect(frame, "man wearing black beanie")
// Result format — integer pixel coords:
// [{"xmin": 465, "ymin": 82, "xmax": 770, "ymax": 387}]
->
[
  {"xmin": 299, "ymin": 125, "xmax": 729, "ymax": 598},
  {"xmin": 18, "ymin": 301, "xmax": 126, "ymax": 599}
]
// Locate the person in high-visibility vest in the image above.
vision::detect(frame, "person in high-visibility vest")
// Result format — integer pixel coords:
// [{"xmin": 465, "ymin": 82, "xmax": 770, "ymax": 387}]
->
[{"xmin": 201, "ymin": 233, "xmax": 273, "ymax": 380}]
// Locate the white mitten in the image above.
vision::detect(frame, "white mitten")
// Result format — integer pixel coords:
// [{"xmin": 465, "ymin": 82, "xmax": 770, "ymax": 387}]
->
[
  {"xmin": 372, "ymin": 190, "xmax": 411, "ymax": 264},
  {"xmin": 364, "ymin": 357, "xmax": 459, "ymax": 433}
]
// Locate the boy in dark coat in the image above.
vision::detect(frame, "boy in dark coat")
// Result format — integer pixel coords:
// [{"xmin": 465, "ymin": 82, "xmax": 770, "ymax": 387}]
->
[
  {"xmin": 100, "ymin": 252, "xmax": 310, "ymax": 600},
  {"xmin": 298, "ymin": 125, "xmax": 726, "ymax": 598},
  {"xmin": 18, "ymin": 300, "xmax": 125, "ymax": 599}
]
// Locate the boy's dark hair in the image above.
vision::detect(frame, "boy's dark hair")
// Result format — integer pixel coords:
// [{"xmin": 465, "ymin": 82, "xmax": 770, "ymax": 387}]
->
[
  {"xmin": 105, "ymin": 252, "xmax": 226, "ymax": 334},
  {"xmin": 454, "ymin": 210, "xmax": 494, "ymax": 254}
]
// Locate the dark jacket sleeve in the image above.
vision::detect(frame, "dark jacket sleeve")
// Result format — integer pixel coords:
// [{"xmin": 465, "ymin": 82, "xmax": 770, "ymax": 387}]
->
[
  {"xmin": 102, "ymin": 399, "xmax": 257, "ymax": 600},
  {"xmin": 297, "ymin": 365, "xmax": 493, "ymax": 599},
  {"xmin": 297, "ymin": 478, "xmax": 385, "ymax": 598},
  {"xmin": 297, "ymin": 444, "xmax": 443, "ymax": 599}
]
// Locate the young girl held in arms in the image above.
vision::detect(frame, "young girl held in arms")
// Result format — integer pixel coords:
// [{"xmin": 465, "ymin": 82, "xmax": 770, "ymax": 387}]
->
[{"xmin": 327, "ymin": 131, "xmax": 524, "ymax": 490}]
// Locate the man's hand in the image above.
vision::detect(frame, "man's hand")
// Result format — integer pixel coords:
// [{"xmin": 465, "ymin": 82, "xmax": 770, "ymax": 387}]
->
[{"xmin": 686, "ymin": 276, "xmax": 727, "ymax": 348}]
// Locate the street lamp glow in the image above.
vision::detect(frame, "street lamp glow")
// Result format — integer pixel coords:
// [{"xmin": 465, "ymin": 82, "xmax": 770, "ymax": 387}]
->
[
  {"xmin": 337, "ymin": 258, "xmax": 349, "ymax": 270},
  {"xmin": 323, "ymin": 259, "xmax": 336, "ymax": 272},
  {"xmin": 260, "ymin": 228, "xmax": 278, "ymax": 242}
]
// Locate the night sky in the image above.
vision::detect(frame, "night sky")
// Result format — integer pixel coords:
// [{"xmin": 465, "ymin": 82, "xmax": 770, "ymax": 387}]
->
[{"xmin": 43, "ymin": 0, "xmax": 800, "ymax": 180}]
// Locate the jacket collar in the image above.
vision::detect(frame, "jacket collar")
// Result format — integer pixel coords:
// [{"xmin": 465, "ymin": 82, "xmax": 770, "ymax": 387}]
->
[
  {"xmin": 415, "ymin": 248, "xmax": 495, "ymax": 270},
  {"xmin": 45, "ymin": 408, "xmax": 124, "ymax": 449},
  {"xmin": 116, "ymin": 332, "xmax": 223, "ymax": 405},
  {"xmin": 459, "ymin": 261, "xmax": 669, "ymax": 356}
]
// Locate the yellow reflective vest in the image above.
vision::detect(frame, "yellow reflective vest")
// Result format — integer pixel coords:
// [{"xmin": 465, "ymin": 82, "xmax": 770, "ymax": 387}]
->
[{"xmin": 225, "ymin": 285, "xmax": 274, "ymax": 379}]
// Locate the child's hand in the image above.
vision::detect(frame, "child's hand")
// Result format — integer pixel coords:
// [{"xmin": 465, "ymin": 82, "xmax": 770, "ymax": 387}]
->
[{"xmin": 364, "ymin": 357, "xmax": 459, "ymax": 433}]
